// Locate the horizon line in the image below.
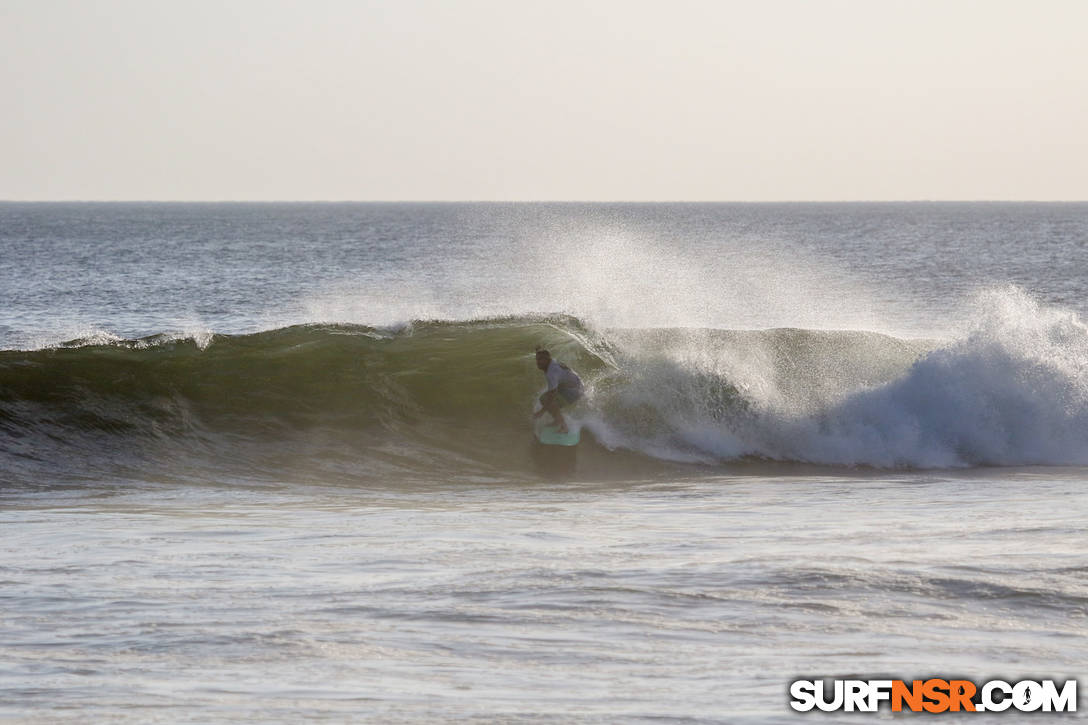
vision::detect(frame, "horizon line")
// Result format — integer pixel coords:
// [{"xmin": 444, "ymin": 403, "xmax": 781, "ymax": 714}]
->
[{"xmin": 2, "ymin": 199, "xmax": 1087, "ymax": 204}]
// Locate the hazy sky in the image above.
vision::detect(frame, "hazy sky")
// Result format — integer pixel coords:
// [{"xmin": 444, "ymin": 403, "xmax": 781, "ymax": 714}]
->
[{"xmin": 2, "ymin": 0, "xmax": 1086, "ymax": 200}]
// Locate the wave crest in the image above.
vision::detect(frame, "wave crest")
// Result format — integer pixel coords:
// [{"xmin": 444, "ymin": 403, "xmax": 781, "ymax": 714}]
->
[{"xmin": 3, "ymin": 291, "xmax": 1087, "ymax": 481}]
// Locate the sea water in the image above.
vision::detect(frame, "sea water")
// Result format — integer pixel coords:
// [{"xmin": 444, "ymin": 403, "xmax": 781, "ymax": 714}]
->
[{"xmin": 1, "ymin": 203, "xmax": 1086, "ymax": 722}]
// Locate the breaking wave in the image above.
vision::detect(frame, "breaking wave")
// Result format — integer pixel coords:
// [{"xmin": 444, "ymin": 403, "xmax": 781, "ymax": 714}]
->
[{"xmin": 2, "ymin": 288, "xmax": 1087, "ymax": 484}]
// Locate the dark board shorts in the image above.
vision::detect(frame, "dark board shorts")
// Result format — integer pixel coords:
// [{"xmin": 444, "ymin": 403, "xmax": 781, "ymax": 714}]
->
[{"xmin": 557, "ymin": 386, "xmax": 583, "ymax": 406}]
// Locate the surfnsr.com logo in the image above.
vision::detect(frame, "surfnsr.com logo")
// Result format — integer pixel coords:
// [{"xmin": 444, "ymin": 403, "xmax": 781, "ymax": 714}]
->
[{"xmin": 789, "ymin": 678, "xmax": 1078, "ymax": 713}]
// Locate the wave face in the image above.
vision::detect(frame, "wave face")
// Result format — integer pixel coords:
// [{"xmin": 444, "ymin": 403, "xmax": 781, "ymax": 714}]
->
[
  {"xmin": 3, "ymin": 289, "xmax": 1088, "ymax": 483},
  {"xmin": 0, "ymin": 318, "xmax": 625, "ymax": 485}
]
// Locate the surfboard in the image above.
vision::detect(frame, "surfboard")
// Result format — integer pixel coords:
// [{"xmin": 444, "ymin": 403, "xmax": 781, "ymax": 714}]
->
[{"xmin": 534, "ymin": 418, "xmax": 581, "ymax": 446}]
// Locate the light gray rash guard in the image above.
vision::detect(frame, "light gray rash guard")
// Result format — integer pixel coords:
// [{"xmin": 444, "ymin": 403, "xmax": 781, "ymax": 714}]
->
[{"xmin": 546, "ymin": 360, "xmax": 583, "ymax": 392}]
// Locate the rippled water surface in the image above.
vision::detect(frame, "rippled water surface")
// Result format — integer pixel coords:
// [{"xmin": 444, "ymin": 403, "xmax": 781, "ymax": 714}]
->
[{"xmin": 3, "ymin": 473, "xmax": 1086, "ymax": 722}]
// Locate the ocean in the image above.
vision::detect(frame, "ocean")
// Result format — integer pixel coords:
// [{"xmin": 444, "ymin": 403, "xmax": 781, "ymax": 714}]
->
[{"xmin": 1, "ymin": 202, "xmax": 1086, "ymax": 722}]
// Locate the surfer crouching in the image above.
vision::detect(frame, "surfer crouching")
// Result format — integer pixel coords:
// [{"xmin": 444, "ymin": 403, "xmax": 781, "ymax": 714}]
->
[{"xmin": 533, "ymin": 348, "xmax": 583, "ymax": 434}]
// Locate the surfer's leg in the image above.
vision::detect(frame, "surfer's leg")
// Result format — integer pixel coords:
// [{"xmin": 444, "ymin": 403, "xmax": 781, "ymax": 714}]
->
[
  {"xmin": 552, "ymin": 396, "xmax": 569, "ymax": 433},
  {"xmin": 551, "ymin": 388, "xmax": 581, "ymax": 433},
  {"xmin": 539, "ymin": 391, "xmax": 567, "ymax": 431},
  {"xmin": 550, "ymin": 403, "xmax": 567, "ymax": 432}
]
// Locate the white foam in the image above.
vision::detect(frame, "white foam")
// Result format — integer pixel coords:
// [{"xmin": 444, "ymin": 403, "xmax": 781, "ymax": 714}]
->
[
  {"xmin": 796, "ymin": 287, "xmax": 1088, "ymax": 467},
  {"xmin": 56, "ymin": 329, "xmax": 126, "ymax": 348},
  {"xmin": 132, "ymin": 328, "xmax": 215, "ymax": 351},
  {"xmin": 588, "ymin": 288, "xmax": 1088, "ymax": 468}
]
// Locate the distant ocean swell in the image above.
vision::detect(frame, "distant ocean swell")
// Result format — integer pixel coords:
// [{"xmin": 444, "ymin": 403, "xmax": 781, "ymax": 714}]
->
[{"xmin": 2, "ymin": 289, "xmax": 1087, "ymax": 482}]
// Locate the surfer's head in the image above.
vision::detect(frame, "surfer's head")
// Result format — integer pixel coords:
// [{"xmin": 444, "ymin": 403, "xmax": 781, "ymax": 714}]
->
[{"xmin": 535, "ymin": 348, "xmax": 551, "ymax": 371}]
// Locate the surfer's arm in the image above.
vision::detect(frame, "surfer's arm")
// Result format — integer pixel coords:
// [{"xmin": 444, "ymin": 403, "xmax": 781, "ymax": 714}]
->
[{"xmin": 534, "ymin": 388, "xmax": 558, "ymax": 417}]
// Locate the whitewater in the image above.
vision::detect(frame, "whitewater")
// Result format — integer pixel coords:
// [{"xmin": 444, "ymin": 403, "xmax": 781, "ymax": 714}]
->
[{"xmin": 1, "ymin": 202, "xmax": 1086, "ymax": 722}]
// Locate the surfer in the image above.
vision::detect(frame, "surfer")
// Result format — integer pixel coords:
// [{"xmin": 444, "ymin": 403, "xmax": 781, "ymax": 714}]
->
[{"xmin": 533, "ymin": 348, "xmax": 583, "ymax": 434}]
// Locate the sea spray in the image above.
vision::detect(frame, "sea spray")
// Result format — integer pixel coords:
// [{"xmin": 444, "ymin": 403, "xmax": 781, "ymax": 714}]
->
[
  {"xmin": 588, "ymin": 288, "xmax": 1088, "ymax": 468},
  {"xmin": 800, "ymin": 287, "xmax": 1088, "ymax": 467}
]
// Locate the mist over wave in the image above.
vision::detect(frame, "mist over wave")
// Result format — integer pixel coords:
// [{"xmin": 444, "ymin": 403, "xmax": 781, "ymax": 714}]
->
[
  {"xmin": 2, "ymin": 286, "xmax": 1086, "ymax": 481},
  {"xmin": 300, "ymin": 220, "xmax": 896, "ymax": 336},
  {"xmin": 594, "ymin": 287, "xmax": 1088, "ymax": 468}
]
